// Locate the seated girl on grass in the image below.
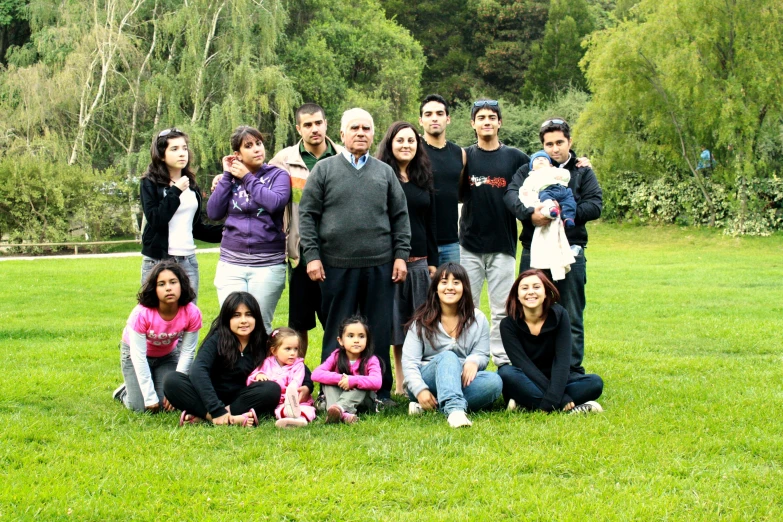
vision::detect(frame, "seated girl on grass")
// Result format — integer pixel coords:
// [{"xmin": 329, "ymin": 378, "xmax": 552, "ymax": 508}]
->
[
  {"xmin": 163, "ymin": 291, "xmax": 281, "ymax": 426},
  {"xmin": 312, "ymin": 315, "xmax": 382, "ymax": 424},
  {"xmin": 112, "ymin": 260, "xmax": 201, "ymax": 413},
  {"xmin": 402, "ymin": 263, "xmax": 503, "ymax": 428},
  {"xmin": 247, "ymin": 328, "xmax": 316, "ymax": 429}
]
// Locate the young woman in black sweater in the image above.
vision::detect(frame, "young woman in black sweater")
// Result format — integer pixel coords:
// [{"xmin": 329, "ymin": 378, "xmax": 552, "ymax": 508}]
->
[
  {"xmin": 498, "ymin": 269, "xmax": 603, "ymax": 413},
  {"xmin": 163, "ymin": 292, "xmax": 282, "ymax": 426},
  {"xmin": 139, "ymin": 128, "xmax": 223, "ymax": 302},
  {"xmin": 377, "ymin": 121, "xmax": 439, "ymax": 395}
]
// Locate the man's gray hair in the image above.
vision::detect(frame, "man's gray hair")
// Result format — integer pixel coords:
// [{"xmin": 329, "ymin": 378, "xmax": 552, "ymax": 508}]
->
[{"xmin": 340, "ymin": 108, "xmax": 374, "ymax": 134}]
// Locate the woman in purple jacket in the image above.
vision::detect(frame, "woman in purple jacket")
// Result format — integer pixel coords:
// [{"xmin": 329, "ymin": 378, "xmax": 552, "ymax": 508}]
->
[{"xmin": 208, "ymin": 126, "xmax": 291, "ymax": 334}]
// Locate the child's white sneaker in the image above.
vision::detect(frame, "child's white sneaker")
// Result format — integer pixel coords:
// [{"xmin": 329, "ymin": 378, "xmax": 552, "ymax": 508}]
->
[
  {"xmin": 283, "ymin": 385, "xmax": 301, "ymax": 419},
  {"xmin": 408, "ymin": 402, "xmax": 424, "ymax": 415},
  {"xmin": 447, "ymin": 410, "xmax": 472, "ymax": 428}
]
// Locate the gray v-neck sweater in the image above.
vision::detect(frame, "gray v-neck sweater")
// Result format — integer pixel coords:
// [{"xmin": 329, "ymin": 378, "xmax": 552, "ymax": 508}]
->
[{"xmin": 298, "ymin": 154, "xmax": 411, "ymax": 268}]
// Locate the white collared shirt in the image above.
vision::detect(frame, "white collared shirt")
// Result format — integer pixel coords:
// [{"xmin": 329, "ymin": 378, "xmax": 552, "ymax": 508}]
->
[{"xmin": 342, "ymin": 150, "xmax": 370, "ymax": 170}]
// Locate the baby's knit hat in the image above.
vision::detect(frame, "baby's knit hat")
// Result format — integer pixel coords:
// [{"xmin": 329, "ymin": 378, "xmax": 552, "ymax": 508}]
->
[{"xmin": 529, "ymin": 150, "xmax": 553, "ymax": 169}]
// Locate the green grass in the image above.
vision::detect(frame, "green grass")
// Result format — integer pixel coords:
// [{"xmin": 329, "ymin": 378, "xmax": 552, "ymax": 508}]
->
[{"xmin": 2, "ymin": 223, "xmax": 783, "ymax": 520}]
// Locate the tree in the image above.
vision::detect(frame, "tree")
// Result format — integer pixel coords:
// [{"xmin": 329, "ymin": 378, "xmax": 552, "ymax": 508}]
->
[
  {"xmin": 577, "ymin": 0, "xmax": 783, "ymax": 228},
  {"xmin": 522, "ymin": 0, "xmax": 594, "ymax": 100},
  {"xmin": 282, "ymin": 0, "xmax": 425, "ymax": 140}
]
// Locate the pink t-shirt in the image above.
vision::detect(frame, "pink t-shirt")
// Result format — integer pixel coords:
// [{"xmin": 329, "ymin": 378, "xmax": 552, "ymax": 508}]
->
[{"xmin": 121, "ymin": 303, "xmax": 202, "ymax": 357}]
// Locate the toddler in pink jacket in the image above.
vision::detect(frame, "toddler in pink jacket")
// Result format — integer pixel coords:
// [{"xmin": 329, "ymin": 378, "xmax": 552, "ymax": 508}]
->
[
  {"xmin": 312, "ymin": 316, "xmax": 382, "ymax": 424},
  {"xmin": 247, "ymin": 328, "xmax": 315, "ymax": 428}
]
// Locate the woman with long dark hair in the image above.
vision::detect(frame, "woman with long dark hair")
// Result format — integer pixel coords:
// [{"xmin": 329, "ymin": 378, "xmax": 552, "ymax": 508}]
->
[
  {"xmin": 139, "ymin": 128, "xmax": 223, "ymax": 302},
  {"xmin": 498, "ymin": 269, "xmax": 603, "ymax": 413},
  {"xmin": 377, "ymin": 121, "xmax": 438, "ymax": 395},
  {"xmin": 401, "ymin": 263, "xmax": 502, "ymax": 428},
  {"xmin": 163, "ymin": 292, "xmax": 282, "ymax": 426},
  {"xmin": 208, "ymin": 126, "xmax": 291, "ymax": 334}
]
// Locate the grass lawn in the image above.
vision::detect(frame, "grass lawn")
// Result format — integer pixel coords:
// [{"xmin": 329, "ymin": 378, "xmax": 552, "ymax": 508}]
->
[{"xmin": 1, "ymin": 222, "xmax": 782, "ymax": 520}]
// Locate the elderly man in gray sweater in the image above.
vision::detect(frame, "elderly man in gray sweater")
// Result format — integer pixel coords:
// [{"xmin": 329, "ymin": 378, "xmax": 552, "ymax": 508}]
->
[{"xmin": 299, "ymin": 108, "xmax": 411, "ymax": 405}]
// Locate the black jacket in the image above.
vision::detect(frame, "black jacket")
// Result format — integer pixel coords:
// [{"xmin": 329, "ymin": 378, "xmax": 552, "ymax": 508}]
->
[
  {"xmin": 499, "ymin": 304, "xmax": 573, "ymax": 412},
  {"xmin": 503, "ymin": 151, "xmax": 602, "ymax": 249},
  {"xmin": 140, "ymin": 177, "xmax": 223, "ymax": 259}
]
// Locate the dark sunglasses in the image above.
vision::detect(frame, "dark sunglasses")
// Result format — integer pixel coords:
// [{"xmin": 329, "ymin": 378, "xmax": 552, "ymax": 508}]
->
[
  {"xmin": 473, "ymin": 100, "xmax": 499, "ymax": 108},
  {"xmin": 157, "ymin": 127, "xmax": 181, "ymax": 138},
  {"xmin": 540, "ymin": 119, "xmax": 567, "ymax": 128}
]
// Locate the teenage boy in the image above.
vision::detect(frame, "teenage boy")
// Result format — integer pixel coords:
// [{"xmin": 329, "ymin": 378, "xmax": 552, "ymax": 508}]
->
[
  {"xmin": 269, "ymin": 103, "xmax": 343, "ymax": 357},
  {"xmin": 504, "ymin": 118, "xmax": 602, "ymax": 373},
  {"xmin": 299, "ymin": 108, "xmax": 411, "ymax": 406},
  {"xmin": 419, "ymin": 94, "xmax": 466, "ymax": 265},
  {"xmin": 460, "ymin": 99, "xmax": 529, "ymax": 361}
]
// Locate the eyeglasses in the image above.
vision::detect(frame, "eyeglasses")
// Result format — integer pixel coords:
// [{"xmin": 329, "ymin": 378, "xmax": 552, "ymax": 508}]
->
[
  {"xmin": 158, "ymin": 128, "xmax": 181, "ymax": 138},
  {"xmin": 540, "ymin": 119, "xmax": 567, "ymax": 128},
  {"xmin": 473, "ymin": 100, "xmax": 499, "ymax": 108}
]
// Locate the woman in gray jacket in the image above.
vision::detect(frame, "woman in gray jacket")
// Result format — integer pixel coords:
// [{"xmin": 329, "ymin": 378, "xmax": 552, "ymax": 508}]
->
[{"xmin": 402, "ymin": 262, "xmax": 502, "ymax": 428}]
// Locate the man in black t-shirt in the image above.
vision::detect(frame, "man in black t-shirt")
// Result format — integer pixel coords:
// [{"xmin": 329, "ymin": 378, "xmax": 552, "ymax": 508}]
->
[
  {"xmin": 459, "ymin": 100, "xmax": 528, "ymax": 362},
  {"xmin": 419, "ymin": 94, "xmax": 466, "ymax": 265}
]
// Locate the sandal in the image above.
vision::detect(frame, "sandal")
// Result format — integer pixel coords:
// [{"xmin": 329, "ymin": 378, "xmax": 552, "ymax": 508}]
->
[
  {"xmin": 234, "ymin": 408, "xmax": 258, "ymax": 427},
  {"xmin": 179, "ymin": 411, "xmax": 202, "ymax": 426}
]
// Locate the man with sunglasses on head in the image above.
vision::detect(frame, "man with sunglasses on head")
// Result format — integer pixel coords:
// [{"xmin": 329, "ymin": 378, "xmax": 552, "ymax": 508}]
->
[
  {"xmin": 503, "ymin": 118, "xmax": 602, "ymax": 375},
  {"xmin": 459, "ymin": 99, "xmax": 529, "ymax": 362}
]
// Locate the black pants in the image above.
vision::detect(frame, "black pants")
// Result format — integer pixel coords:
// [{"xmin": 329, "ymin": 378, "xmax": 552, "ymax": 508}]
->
[
  {"xmin": 320, "ymin": 261, "xmax": 394, "ymax": 396},
  {"xmin": 163, "ymin": 372, "xmax": 281, "ymax": 419}
]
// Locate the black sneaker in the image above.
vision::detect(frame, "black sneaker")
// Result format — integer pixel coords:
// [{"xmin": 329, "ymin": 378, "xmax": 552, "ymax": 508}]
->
[
  {"xmin": 314, "ymin": 393, "xmax": 327, "ymax": 414},
  {"xmin": 375, "ymin": 397, "xmax": 399, "ymax": 411},
  {"xmin": 569, "ymin": 400, "xmax": 603, "ymax": 414},
  {"xmin": 112, "ymin": 384, "xmax": 126, "ymax": 403}
]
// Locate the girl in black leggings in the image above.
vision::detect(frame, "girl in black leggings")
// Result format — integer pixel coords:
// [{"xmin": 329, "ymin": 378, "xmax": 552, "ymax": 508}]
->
[{"xmin": 164, "ymin": 292, "xmax": 282, "ymax": 426}]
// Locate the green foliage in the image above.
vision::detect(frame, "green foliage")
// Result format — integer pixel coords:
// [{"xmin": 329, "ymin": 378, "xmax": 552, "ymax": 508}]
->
[
  {"xmin": 0, "ymin": 157, "xmax": 134, "ymax": 246},
  {"xmin": 447, "ymin": 88, "xmax": 591, "ymax": 151},
  {"xmin": 522, "ymin": 0, "xmax": 594, "ymax": 101},
  {"xmin": 578, "ymin": 0, "xmax": 783, "ymax": 219},
  {"xmin": 282, "ymin": 0, "xmax": 425, "ymax": 141}
]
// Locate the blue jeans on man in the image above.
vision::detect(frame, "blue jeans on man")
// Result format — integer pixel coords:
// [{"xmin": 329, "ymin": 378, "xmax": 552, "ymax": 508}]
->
[
  {"xmin": 521, "ymin": 248, "xmax": 586, "ymax": 373},
  {"xmin": 437, "ymin": 242, "xmax": 460, "ymax": 266}
]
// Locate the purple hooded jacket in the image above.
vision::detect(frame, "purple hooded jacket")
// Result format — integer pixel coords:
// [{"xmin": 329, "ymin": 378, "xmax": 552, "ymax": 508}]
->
[{"xmin": 207, "ymin": 164, "xmax": 291, "ymax": 255}]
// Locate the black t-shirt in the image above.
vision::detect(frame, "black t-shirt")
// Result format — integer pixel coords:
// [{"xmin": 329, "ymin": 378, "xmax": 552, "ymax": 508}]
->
[
  {"xmin": 459, "ymin": 144, "xmax": 529, "ymax": 257},
  {"xmin": 424, "ymin": 141, "xmax": 463, "ymax": 245},
  {"xmin": 401, "ymin": 181, "xmax": 439, "ymax": 266}
]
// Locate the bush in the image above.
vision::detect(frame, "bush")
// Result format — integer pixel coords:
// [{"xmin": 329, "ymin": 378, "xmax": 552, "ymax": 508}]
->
[{"xmin": 0, "ymin": 157, "xmax": 135, "ymax": 250}]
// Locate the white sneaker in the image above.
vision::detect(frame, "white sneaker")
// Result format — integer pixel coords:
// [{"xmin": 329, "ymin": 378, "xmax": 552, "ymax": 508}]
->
[
  {"xmin": 507, "ymin": 399, "xmax": 517, "ymax": 411},
  {"xmin": 569, "ymin": 400, "xmax": 604, "ymax": 414},
  {"xmin": 447, "ymin": 410, "xmax": 472, "ymax": 428},
  {"xmin": 408, "ymin": 402, "xmax": 424, "ymax": 416}
]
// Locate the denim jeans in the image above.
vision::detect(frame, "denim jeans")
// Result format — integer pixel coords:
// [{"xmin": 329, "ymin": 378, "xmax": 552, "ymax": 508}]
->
[
  {"xmin": 119, "ymin": 341, "xmax": 180, "ymax": 412},
  {"xmin": 214, "ymin": 261, "xmax": 286, "ymax": 334},
  {"xmin": 521, "ymin": 248, "xmax": 586, "ymax": 373},
  {"xmin": 497, "ymin": 364, "xmax": 602, "ymax": 411},
  {"xmin": 407, "ymin": 351, "xmax": 502, "ymax": 415},
  {"xmin": 437, "ymin": 242, "xmax": 461, "ymax": 266},
  {"xmin": 142, "ymin": 254, "xmax": 200, "ymax": 304},
  {"xmin": 460, "ymin": 247, "xmax": 516, "ymax": 362}
]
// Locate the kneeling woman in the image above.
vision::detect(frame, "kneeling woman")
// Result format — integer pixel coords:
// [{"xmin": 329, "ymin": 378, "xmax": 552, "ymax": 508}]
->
[
  {"xmin": 402, "ymin": 263, "xmax": 502, "ymax": 428},
  {"xmin": 498, "ymin": 269, "xmax": 603, "ymax": 413},
  {"xmin": 163, "ymin": 292, "xmax": 281, "ymax": 426}
]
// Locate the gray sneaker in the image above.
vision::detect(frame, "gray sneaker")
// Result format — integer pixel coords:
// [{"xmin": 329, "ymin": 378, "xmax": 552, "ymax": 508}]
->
[
  {"xmin": 315, "ymin": 393, "xmax": 327, "ymax": 414},
  {"xmin": 569, "ymin": 401, "xmax": 604, "ymax": 414},
  {"xmin": 112, "ymin": 384, "xmax": 126, "ymax": 403}
]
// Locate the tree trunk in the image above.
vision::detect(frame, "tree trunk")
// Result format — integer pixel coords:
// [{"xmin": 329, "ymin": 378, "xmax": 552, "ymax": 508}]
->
[
  {"xmin": 129, "ymin": 0, "xmax": 159, "ymax": 154},
  {"xmin": 191, "ymin": 1, "xmax": 225, "ymax": 124}
]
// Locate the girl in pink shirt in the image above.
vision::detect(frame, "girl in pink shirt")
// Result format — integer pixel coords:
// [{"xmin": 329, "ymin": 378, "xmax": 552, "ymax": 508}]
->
[
  {"xmin": 247, "ymin": 328, "xmax": 316, "ymax": 428},
  {"xmin": 312, "ymin": 315, "xmax": 382, "ymax": 424},
  {"xmin": 113, "ymin": 261, "xmax": 202, "ymax": 412}
]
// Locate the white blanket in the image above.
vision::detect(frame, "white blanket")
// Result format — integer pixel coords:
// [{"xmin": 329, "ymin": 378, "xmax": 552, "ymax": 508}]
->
[{"xmin": 519, "ymin": 186, "xmax": 575, "ymax": 281}]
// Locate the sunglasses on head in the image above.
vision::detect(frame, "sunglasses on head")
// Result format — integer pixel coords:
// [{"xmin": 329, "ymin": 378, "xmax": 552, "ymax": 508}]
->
[
  {"xmin": 540, "ymin": 119, "xmax": 567, "ymax": 128},
  {"xmin": 473, "ymin": 100, "xmax": 499, "ymax": 108},
  {"xmin": 157, "ymin": 127, "xmax": 181, "ymax": 138}
]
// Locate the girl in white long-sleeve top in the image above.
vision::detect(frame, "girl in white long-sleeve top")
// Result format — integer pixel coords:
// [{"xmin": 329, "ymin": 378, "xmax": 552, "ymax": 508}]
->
[
  {"xmin": 312, "ymin": 316, "xmax": 382, "ymax": 424},
  {"xmin": 112, "ymin": 260, "xmax": 202, "ymax": 413}
]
